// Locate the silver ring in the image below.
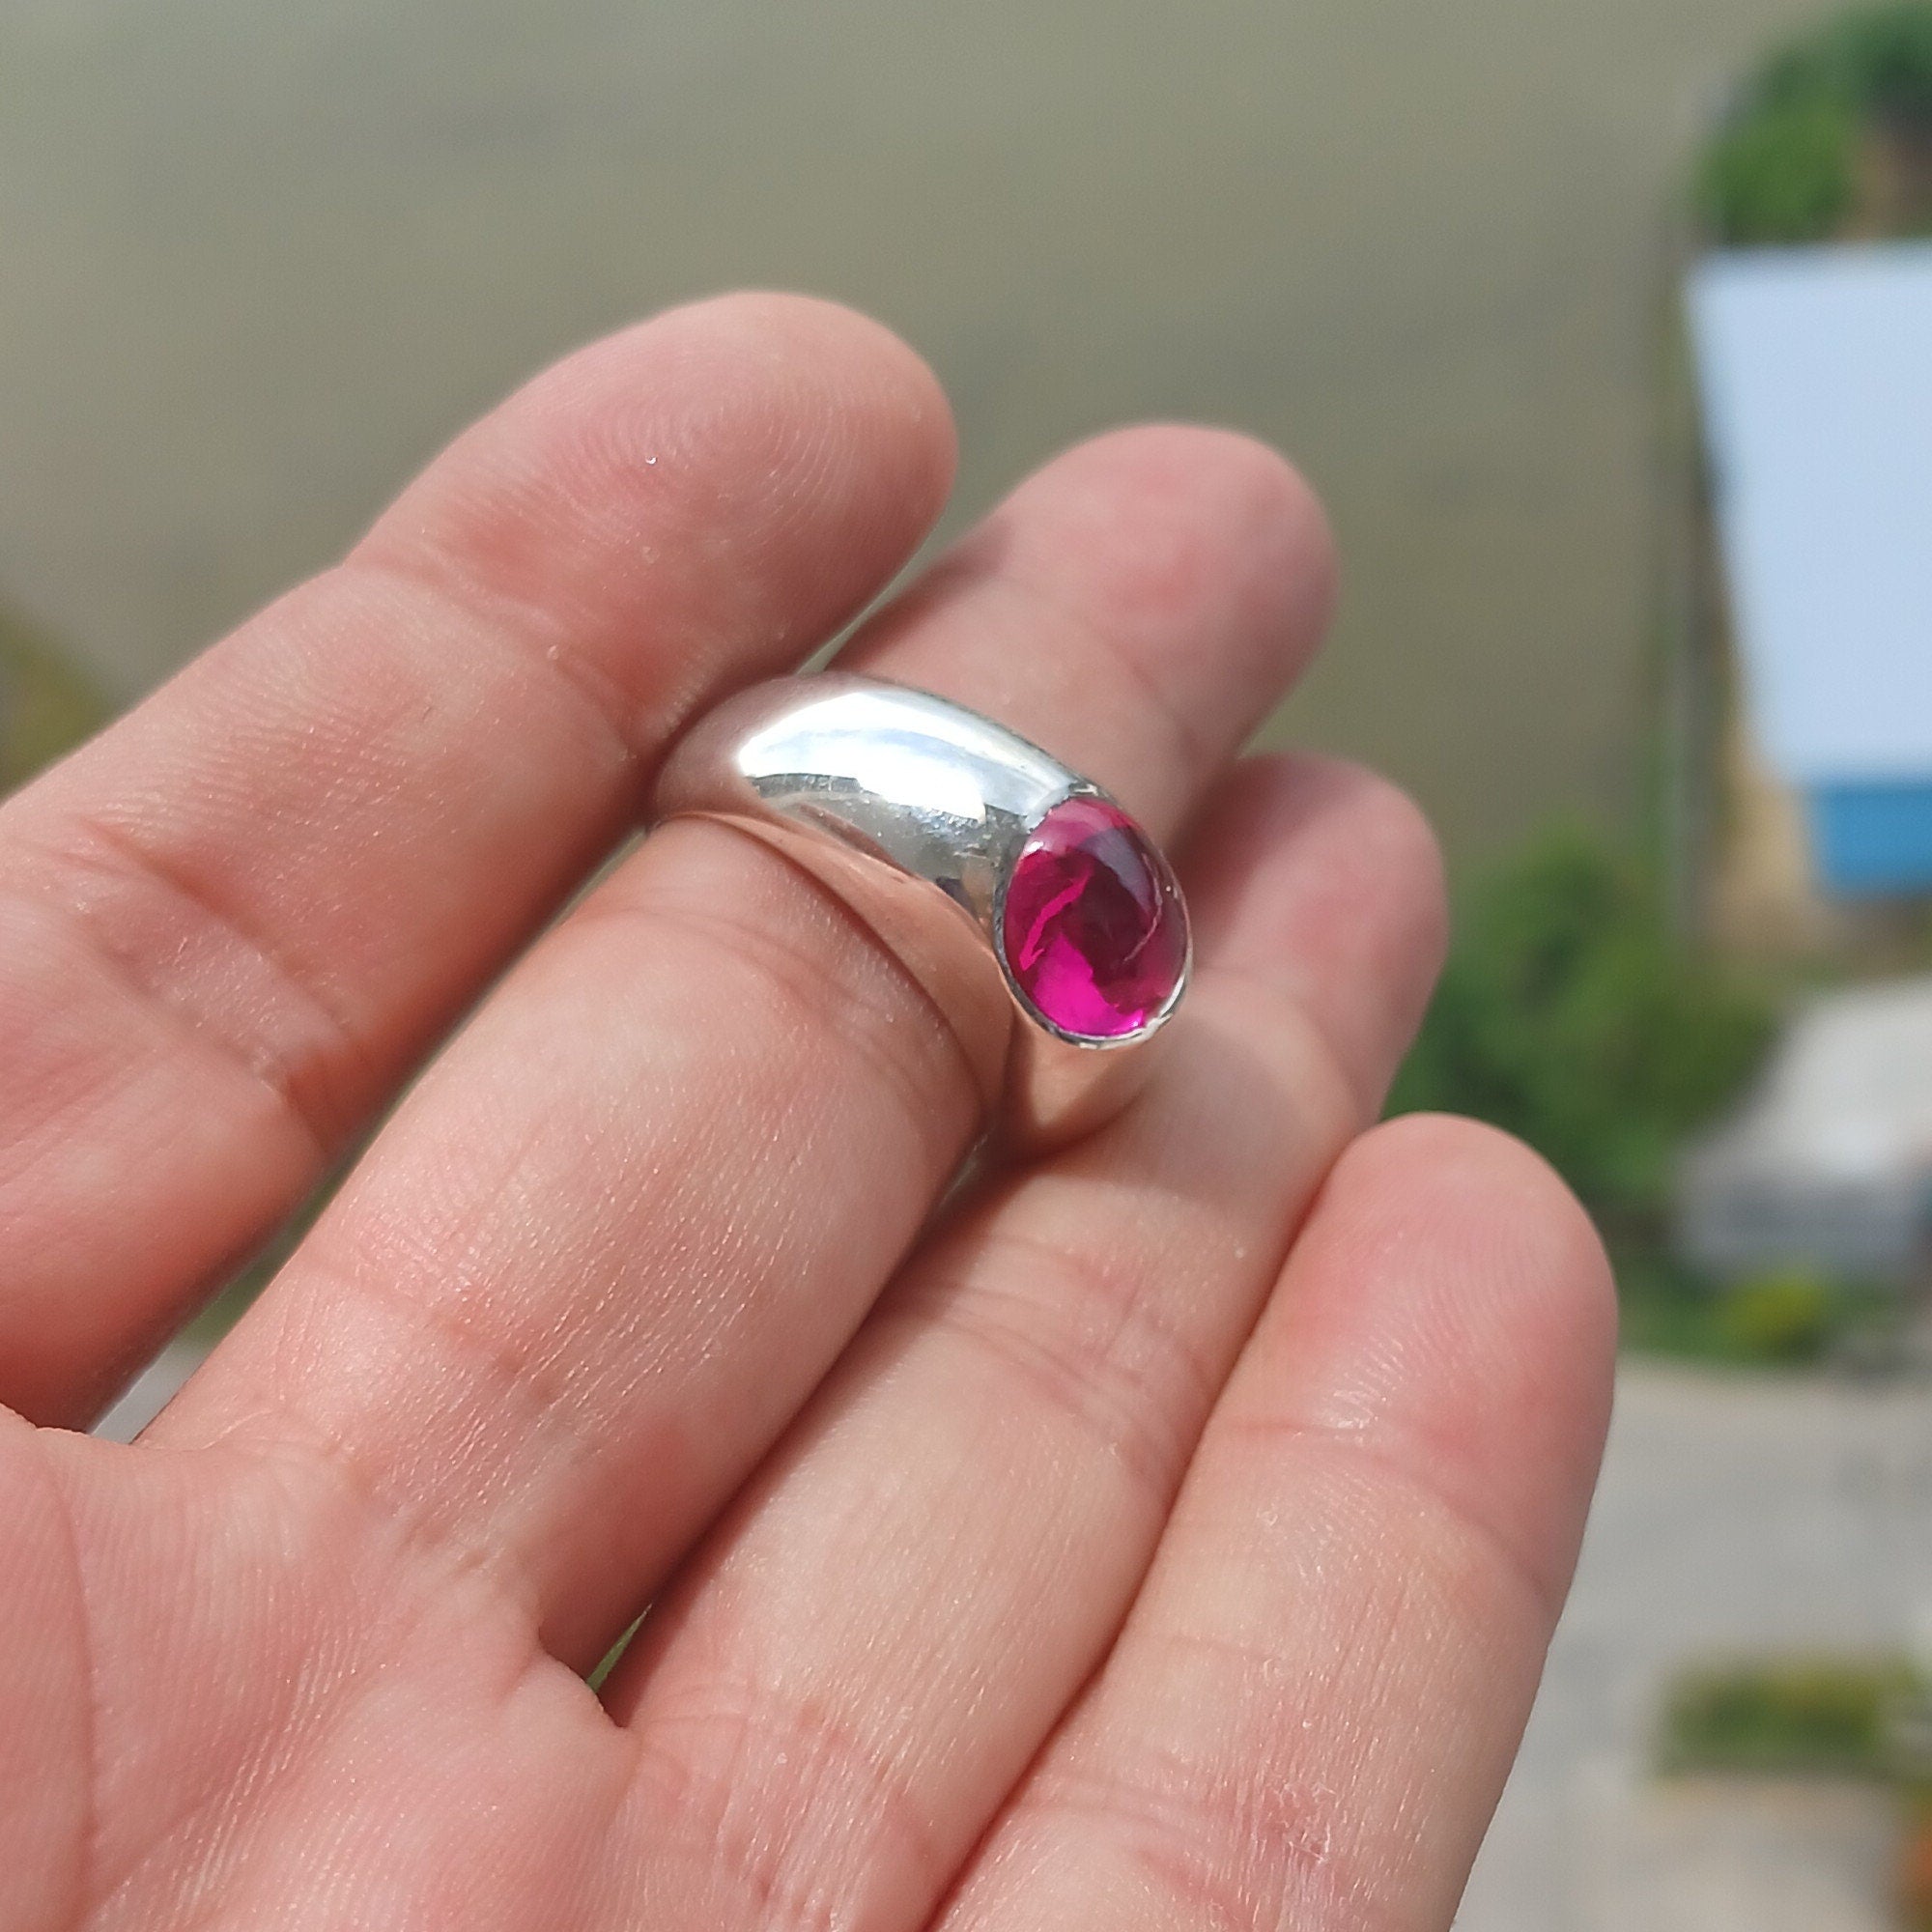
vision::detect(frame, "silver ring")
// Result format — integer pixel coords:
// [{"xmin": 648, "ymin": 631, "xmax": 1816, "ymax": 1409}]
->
[{"xmin": 651, "ymin": 672, "xmax": 1192, "ymax": 1150}]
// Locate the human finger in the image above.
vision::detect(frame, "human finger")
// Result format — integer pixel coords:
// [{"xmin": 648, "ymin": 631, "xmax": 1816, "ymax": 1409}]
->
[{"xmin": 0, "ymin": 293, "xmax": 953, "ymax": 1427}]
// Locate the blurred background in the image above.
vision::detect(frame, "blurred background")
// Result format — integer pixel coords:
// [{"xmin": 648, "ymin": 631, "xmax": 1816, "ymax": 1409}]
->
[
  {"xmin": 0, "ymin": 0, "xmax": 1802, "ymax": 845},
  {"xmin": 7, "ymin": 2, "xmax": 1932, "ymax": 1925}
]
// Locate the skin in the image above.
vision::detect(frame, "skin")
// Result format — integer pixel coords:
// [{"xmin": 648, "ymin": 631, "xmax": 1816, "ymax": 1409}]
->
[{"xmin": 0, "ymin": 293, "xmax": 1615, "ymax": 1932}]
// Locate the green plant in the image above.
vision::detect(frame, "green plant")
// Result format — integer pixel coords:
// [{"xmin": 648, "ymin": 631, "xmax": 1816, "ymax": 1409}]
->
[
  {"xmin": 1761, "ymin": 5, "xmax": 1932, "ymax": 126},
  {"xmin": 1614, "ymin": 1251, "xmax": 1902, "ymax": 1368},
  {"xmin": 1388, "ymin": 823, "xmax": 1775, "ymax": 1235},
  {"xmin": 0, "ymin": 606, "xmax": 101, "ymax": 793},
  {"xmin": 1658, "ymin": 1659, "xmax": 1900, "ymax": 1777},
  {"xmin": 1699, "ymin": 96, "xmax": 1858, "ymax": 244},
  {"xmin": 1702, "ymin": 4, "xmax": 1932, "ymax": 244},
  {"xmin": 1716, "ymin": 1268, "xmax": 1835, "ymax": 1364}
]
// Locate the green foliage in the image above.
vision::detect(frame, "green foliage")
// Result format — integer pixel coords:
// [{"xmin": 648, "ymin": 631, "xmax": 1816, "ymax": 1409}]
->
[
  {"xmin": 0, "ymin": 609, "xmax": 101, "ymax": 793},
  {"xmin": 586, "ymin": 1615, "xmax": 644, "ymax": 1692},
  {"xmin": 1662, "ymin": 1657, "xmax": 1932, "ymax": 1918},
  {"xmin": 1388, "ymin": 823, "xmax": 1775, "ymax": 1230},
  {"xmin": 1715, "ymin": 1268, "xmax": 1834, "ymax": 1364},
  {"xmin": 1702, "ymin": 4, "xmax": 1932, "ymax": 244},
  {"xmin": 1759, "ymin": 5, "xmax": 1932, "ymax": 125},
  {"xmin": 1615, "ymin": 1251, "xmax": 1901, "ymax": 1369},
  {"xmin": 1658, "ymin": 1658, "xmax": 1901, "ymax": 1777},
  {"xmin": 1699, "ymin": 96, "xmax": 1857, "ymax": 245}
]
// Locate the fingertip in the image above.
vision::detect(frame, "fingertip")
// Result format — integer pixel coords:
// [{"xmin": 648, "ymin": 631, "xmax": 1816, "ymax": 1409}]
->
[
  {"xmin": 483, "ymin": 290, "xmax": 958, "ymax": 522},
  {"xmin": 653, "ymin": 290, "xmax": 959, "ymax": 522},
  {"xmin": 353, "ymin": 291, "xmax": 957, "ymax": 725},
  {"xmin": 836, "ymin": 419, "xmax": 1336, "ymax": 838},
  {"xmin": 996, "ymin": 424, "xmax": 1337, "ymax": 683},
  {"xmin": 1271, "ymin": 1111, "xmax": 1616, "ymax": 1615},
  {"xmin": 1350, "ymin": 1112, "xmax": 1617, "ymax": 1347}
]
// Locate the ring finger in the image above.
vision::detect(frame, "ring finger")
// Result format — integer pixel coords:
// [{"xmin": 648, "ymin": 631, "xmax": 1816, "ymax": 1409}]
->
[{"xmin": 591, "ymin": 753, "xmax": 1444, "ymax": 1932}]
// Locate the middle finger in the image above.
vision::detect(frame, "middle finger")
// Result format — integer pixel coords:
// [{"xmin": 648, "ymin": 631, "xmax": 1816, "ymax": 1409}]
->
[{"xmin": 153, "ymin": 426, "xmax": 1333, "ymax": 1665}]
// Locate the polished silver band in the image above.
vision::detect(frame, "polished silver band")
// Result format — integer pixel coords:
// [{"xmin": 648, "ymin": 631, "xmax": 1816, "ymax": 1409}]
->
[{"xmin": 650, "ymin": 672, "xmax": 1191, "ymax": 1150}]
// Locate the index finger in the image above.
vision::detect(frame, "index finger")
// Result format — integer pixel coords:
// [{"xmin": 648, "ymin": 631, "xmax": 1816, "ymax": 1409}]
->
[{"xmin": 0, "ymin": 293, "xmax": 953, "ymax": 1427}]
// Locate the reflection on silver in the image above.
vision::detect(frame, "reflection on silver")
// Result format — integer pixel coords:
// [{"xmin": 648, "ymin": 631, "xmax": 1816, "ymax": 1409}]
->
[
  {"xmin": 651, "ymin": 672, "xmax": 1187, "ymax": 1151},
  {"xmin": 728, "ymin": 679, "xmax": 1069, "ymax": 928}
]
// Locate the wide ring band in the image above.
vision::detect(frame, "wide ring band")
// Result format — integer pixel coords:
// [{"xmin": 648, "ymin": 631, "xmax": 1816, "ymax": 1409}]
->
[{"xmin": 650, "ymin": 672, "xmax": 1192, "ymax": 1150}]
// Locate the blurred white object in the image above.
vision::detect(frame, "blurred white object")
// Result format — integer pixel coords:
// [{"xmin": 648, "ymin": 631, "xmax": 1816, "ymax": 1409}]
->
[
  {"xmin": 1690, "ymin": 243, "xmax": 1932, "ymax": 903},
  {"xmin": 1691, "ymin": 243, "xmax": 1932, "ymax": 793},
  {"xmin": 1679, "ymin": 976, "xmax": 1932, "ymax": 1281}
]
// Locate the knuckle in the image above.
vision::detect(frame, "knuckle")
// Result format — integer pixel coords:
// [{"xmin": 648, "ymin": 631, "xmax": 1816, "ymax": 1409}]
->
[
  {"xmin": 636, "ymin": 1676, "xmax": 943, "ymax": 1932},
  {"xmin": 1032, "ymin": 1740, "xmax": 1355, "ymax": 1932}
]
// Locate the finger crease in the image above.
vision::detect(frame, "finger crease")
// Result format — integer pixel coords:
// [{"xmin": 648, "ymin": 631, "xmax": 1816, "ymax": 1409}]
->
[
  {"xmin": 16, "ymin": 813, "xmax": 364, "ymax": 1160},
  {"xmin": 634, "ymin": 1678, "xmax": 949, "ymax": 1932},
  {"xmin": 198, "ymin": 1269, "xmax": 600, "ymax": 1615},
  {"xmin": 898, "ymin": 1229, "xmax": 1222, "ymax": 1509},
  {"xmin": 1218, "ymin": 1409, "xmax": 1570, "ymax": 1632},
  {"xmin": 339, "ymin": 553, "xmax": 651, "ymax": 782},
  {"xmin": 1029, "ymin": 1747, "xmax": 1354, "ymax": 1932},
  {"xmin": 601, "ymin": 847, "xmax": 985, "ymax": 1166}
]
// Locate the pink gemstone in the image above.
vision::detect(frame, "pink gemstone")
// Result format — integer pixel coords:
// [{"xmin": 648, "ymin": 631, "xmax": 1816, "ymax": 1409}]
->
[{"xmin": 1001, "ymin": 796, "xmax": 1187, "ymax": 1039}]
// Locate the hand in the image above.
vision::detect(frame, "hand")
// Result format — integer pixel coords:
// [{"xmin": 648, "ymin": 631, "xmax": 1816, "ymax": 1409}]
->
[{"xmin": 0, "ymin": 295, "xmax": 1613, "ymax": 1931}]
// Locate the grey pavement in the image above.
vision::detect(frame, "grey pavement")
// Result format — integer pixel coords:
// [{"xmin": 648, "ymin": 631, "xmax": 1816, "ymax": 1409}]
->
[
  {"xmin": 1461, "ymin": 1363, "xmax": 1932, "ymax": 1929},
  {"xmin": 1569, "ymin": 1777, "xmax": 1901, "ymax": 1932}
]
